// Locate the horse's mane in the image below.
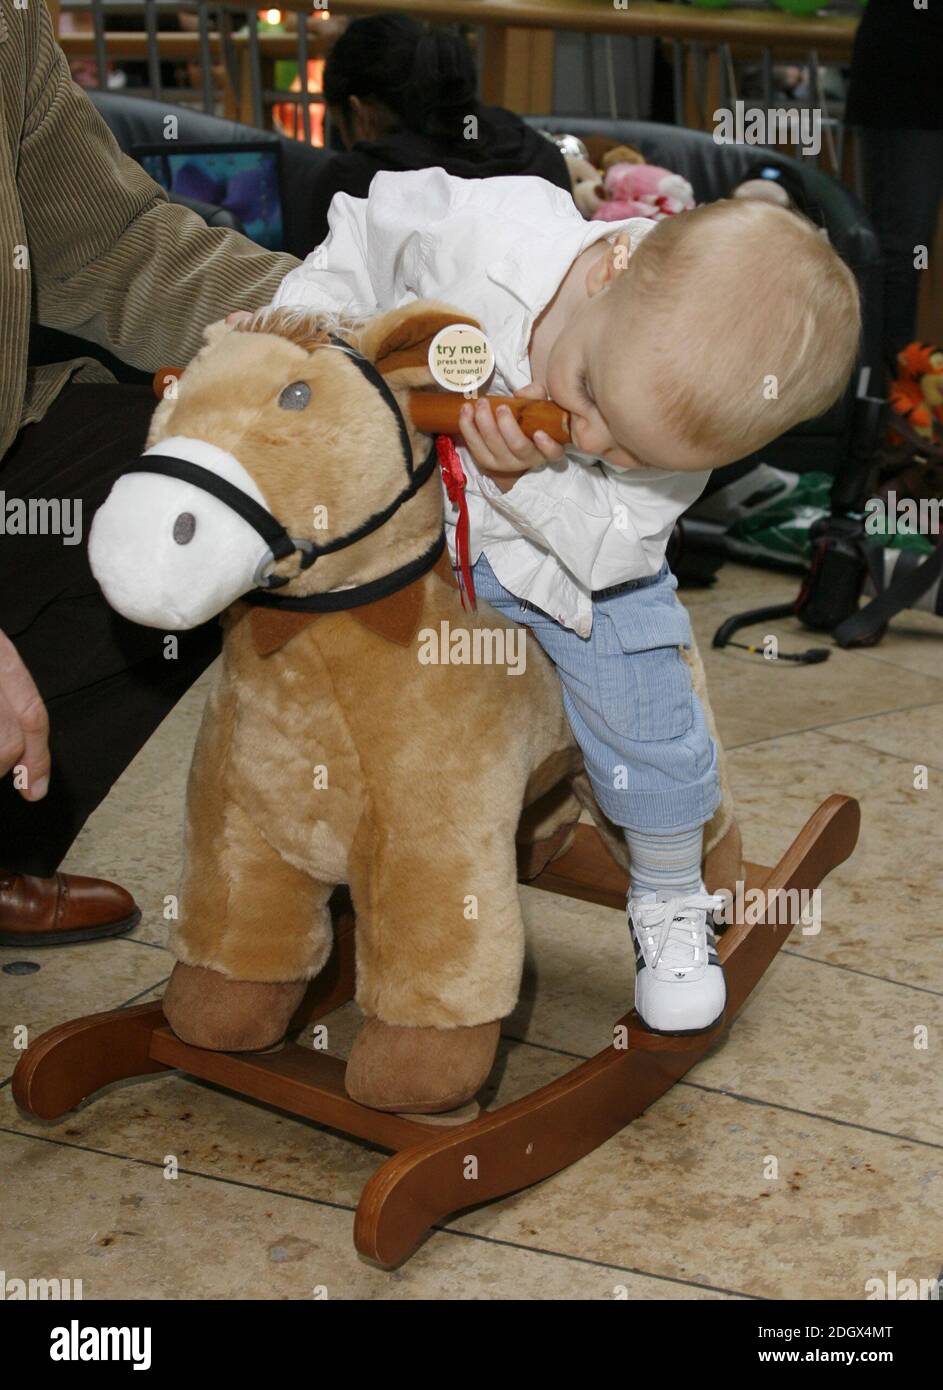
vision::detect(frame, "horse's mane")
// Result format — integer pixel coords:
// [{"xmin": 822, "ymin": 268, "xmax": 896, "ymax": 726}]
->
[{"xmin": 237, "ymin": 305, "xmax": 360, "ymax": 355}]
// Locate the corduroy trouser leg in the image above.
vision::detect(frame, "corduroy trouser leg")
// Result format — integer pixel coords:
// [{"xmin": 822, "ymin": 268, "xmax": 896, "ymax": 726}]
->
[{"xmin": 0, "ymin": 384, "xmax": 221, "ymax": 875}]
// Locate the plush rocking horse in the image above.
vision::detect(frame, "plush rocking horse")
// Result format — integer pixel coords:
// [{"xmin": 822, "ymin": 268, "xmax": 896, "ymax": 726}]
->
[{"xmin": 13, "ymin": 301, "xmax": 859, "ymax": 1267}]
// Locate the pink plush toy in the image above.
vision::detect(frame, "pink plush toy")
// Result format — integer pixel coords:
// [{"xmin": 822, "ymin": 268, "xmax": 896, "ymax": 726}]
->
[{"xmin": 592, "ymin": 161, "xmax": 696, "ymax": 223}]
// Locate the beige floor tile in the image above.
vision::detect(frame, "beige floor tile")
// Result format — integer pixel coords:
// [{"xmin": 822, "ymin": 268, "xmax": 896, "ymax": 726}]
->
[
  {"xmin": 514, "ymin": 886, "xmax": 635, "ymax": 1059},
  {"xmin": 684, "ymin": 559, "xmax": 943, "ymax": 683},
  {"xmin": 693, "ymin": 952, "xmax": 943, "ymax": 1144},
  {"xmin": 680, "ymin": 561, "xmax": 799, "ymax": 613},
  {"xmin": 726, "ymin": 730, "xmax": 943, "ymax": 988},
  {"xmin": 0, "ymin": 1117, "xmax": 727, "ymax": 1299},
  {"xmin": 814, "ymin": 702, "xmax": 943, "ymax": 773},
  {"xmin": 6, "ymin": 904, "xmax": 935, "ymax": 1296},
  {"xmin": 447, "ymin": 1083, "xmax": 943, "ymax": 1300},
  {"xmin": 687, "ymin": 604, "xmax": 943, "ymax": 749},
  {"xmin": 0, "ymin": 1066, "xmax": 380, "ymax": 1215},
  {"xmin": 838, "ymin": 610, "xmax": 943, "ymax": 683},
  {"xmin": 515, "ymin": 882, "xmax": 942, "ymax": 1145},
  {"xmin": 0, "ymin": 938, "xmax": 169, "ymax": 1084}
]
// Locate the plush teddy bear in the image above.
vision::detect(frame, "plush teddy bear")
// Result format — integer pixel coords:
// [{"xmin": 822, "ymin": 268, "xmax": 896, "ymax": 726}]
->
[
  {"xmin": 87, "ymin": 300, "xmax": 742, "ymax": 1117},
  {"xmin": 565, "ymin": 137, "xmax": 695, "ymax": 224},
  {"xmin": 592, "ymin": 160, "xmax": 696, "ymax": 223},
  {"xmin": 566, "ymin": 141, "xmax": 647, "ymax": 219}
]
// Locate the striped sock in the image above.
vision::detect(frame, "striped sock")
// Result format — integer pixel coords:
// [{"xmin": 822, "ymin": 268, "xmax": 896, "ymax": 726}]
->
[{"xmin": 624, "ymin": 825, "xmax": 704, "ymax": 901}]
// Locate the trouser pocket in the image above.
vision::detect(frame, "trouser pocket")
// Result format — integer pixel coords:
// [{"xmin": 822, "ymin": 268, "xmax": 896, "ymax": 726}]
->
[{"xmin": 593, "ymin": 593, "xmax": 695, "ymax": 743}]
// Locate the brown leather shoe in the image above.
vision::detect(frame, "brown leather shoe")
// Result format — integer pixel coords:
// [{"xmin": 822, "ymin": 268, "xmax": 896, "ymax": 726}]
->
[{"xmin": 0, "ymin": 871, "xmax": 141, "ymax": 947}]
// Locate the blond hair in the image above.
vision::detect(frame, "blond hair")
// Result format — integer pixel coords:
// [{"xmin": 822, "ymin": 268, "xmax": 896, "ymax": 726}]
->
[{"xmin": 610, "ymin": 198, "xmax": 861, "ymax": 459}]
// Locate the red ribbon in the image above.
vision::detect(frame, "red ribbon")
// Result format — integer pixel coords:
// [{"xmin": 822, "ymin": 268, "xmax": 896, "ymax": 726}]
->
[{"xmin": 436, "ymin": 434, "xmax": 476, "ymax": 610}]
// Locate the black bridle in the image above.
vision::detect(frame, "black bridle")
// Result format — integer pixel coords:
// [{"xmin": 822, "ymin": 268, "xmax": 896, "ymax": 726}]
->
[{"xmin": 124, "ymin": 335, "xmax": 445, "ymax": 614}]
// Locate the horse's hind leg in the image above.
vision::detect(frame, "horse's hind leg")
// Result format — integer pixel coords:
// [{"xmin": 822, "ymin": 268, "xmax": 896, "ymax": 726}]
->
[{"xmin": 516, "ymin": 746, "xmax": 584, "ymax": 880}]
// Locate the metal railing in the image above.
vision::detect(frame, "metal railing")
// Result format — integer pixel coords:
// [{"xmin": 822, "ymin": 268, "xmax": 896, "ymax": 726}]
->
[
  {"xmin": 58, "ymin": 1, "xmax": 860, "ymax": 179},
  {"xmin": 61, "ymin": 1, "xmax": 334, "ymax": 138}
]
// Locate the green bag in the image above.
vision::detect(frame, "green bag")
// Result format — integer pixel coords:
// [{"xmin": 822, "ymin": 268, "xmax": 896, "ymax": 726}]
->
[{"xmin": 727, "ymin": 470, "xmax": 934, "ymax": 567}]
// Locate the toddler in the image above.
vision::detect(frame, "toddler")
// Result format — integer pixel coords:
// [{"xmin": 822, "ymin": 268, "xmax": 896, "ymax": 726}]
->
[{"xmin": 270, "ymin": 167, "xmax": 860, "ymax": 1034}]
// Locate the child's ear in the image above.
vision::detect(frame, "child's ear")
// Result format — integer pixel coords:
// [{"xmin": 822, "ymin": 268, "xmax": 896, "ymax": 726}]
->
[{"xmin": 357, "ymin": 300, "xmax": 484, "ymax": 386}]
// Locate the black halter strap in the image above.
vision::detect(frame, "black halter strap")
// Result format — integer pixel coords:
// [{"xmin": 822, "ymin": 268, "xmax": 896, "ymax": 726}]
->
[
  {"xmin": 246, "ymin": 531, "xmax": 446, "ymax": 614},
  {"xmin": 328, "ymin": 333, "xmax": 415, "ymax": 477},
  {"xmin": 296, "ymin": 435, "xmax": 439, "ymax": 561},
  {"xmin": 124, "ymin": 336, "xmax": 446, "ymax": 612},
  {"xmin": 123, "ymin": 456, "xmax": 298, "ymax": 562}
]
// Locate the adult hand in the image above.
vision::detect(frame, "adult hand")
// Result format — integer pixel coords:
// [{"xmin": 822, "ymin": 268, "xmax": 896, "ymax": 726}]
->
[
  {"xmin": 0, "ymin": 630, "xmax": 50, "ymax": 800},
  {"xmin": 459, "ymin": 383, "xmax": 565, "ymax": 494}
]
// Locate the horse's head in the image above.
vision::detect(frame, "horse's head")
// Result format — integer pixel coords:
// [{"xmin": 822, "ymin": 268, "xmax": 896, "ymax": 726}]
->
[{"xmin": 89, "ymin": 300, "xmax": 476, "ymax": 629}]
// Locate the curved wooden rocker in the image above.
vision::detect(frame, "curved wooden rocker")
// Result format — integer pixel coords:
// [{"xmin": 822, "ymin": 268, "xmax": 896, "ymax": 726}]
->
[{"xmin": 12, "ymin": 793, "xmax": 859, "ymax": 1268}]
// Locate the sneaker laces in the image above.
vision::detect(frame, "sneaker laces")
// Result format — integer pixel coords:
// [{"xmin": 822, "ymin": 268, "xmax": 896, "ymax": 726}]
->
[{"xmin": 635, "ymin": 893, "xmax": 725, "ymax": 972}]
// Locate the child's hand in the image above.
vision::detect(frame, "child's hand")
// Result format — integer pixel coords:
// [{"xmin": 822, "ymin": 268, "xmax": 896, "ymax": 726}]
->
[{"xmin": 459, "ymin": 384, "xmax": 565, "ymax": 493}]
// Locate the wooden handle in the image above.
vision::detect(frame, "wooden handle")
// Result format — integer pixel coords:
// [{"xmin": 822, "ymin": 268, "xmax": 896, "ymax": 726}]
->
[
  {"xmin": 151, "ymin": 370, "xmax": 571, "ymax": 445},
  {"xmin": 153, "ymin": 366, "xmax": 181, "ymax": 398},
  {"xmin": 407, "ymin": 393, "xmax": 570, "ymax": 444}
]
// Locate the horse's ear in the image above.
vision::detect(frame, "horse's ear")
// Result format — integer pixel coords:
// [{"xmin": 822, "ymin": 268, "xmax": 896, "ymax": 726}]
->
[
  {"xmin": 357, "ymin": 301, "xmax": 483, "ymax": 386},
  {"xmin": 202, "ymin": 318, "xmax": 232, "ymax": 347}
]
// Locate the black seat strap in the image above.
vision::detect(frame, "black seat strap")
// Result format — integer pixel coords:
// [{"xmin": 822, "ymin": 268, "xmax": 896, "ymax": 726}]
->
[{"xmin": 833, "ymin": 535, "xmax": 943, "ymax": 647}]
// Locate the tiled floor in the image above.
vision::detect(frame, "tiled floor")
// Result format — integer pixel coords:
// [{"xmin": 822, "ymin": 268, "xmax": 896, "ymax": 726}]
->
[{"xmin": 2, "ymin": 562, "xmax": 941, "ymax": 1300}]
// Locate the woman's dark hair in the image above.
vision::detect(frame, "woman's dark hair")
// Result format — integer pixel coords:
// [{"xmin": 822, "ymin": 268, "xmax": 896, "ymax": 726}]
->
[{"xmin": 324, "ymin": 15, "xmax": 481, "ymax": 144}]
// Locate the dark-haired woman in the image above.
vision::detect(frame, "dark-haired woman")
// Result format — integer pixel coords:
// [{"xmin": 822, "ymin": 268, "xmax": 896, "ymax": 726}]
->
[{"xmin": 304, "ymin": 15, "xmax": 569, "ymax": 246}]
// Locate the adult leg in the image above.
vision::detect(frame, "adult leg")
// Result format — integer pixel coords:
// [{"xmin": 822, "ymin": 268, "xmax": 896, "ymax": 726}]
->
[
  {"xmin": 858, "ymin": 128, "xmax": 943, "ymax": 363},
  {"xmin": 0, "ymin": 383, "xmax": 221, "ymax": 878}
]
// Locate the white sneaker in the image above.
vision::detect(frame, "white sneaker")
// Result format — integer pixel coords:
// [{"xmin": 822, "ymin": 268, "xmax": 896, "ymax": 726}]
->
[{"xmin": 628, "ymin": 892, "xmax": 727, "ymax": 1035}]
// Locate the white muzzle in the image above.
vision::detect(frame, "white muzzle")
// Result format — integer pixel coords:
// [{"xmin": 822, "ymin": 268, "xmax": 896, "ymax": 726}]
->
[{"xmin": 88, "ymin": 436, "xmax": 275, "ymax": 629}]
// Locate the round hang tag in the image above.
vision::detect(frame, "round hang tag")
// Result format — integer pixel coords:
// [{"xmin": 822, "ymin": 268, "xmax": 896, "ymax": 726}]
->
[{"xmin": 427, "ymin": 324, "xmax": 495, "ymax": 393}]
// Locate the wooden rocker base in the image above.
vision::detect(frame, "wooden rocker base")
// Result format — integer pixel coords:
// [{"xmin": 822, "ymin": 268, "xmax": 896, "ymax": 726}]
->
[{"xmin": 12, "ymin": 794, "xmax": 859, "ymax": 1269}]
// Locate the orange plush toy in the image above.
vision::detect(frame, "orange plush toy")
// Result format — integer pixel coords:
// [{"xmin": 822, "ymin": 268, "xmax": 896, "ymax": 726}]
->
[{"xmin": 889, "ymin": 341, "xmax": 943, "ymax": 447}]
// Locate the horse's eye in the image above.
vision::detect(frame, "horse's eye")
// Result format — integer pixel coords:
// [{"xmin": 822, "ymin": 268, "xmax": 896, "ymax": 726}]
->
[{"xmin": 278, "ymin": 381, "xmax": 311, "ymax": 411}]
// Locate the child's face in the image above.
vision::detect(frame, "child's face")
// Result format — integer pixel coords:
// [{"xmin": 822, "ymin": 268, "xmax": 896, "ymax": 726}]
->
[{"xmin": 544, "ymin": 288, "xmax": 723, "ymax": 475}]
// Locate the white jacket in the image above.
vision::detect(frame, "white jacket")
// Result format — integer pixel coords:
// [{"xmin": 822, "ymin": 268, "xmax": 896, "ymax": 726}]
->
[{"xmin": 273, "ymin": 168, "xmax": 709, "ymax": 636}]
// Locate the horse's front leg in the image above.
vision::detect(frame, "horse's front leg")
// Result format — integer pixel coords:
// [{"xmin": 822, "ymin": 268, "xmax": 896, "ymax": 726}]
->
[
  {"xmin": 343, "ymin": 797, "xmax": 526, "ymax": 1113},
  {"xmin": 164, "ymin": 783, "xmax": 335, "ymax": 1053}
]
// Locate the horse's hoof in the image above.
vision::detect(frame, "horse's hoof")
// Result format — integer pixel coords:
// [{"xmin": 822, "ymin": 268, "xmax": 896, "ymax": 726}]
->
[
  {"xmin": 163, "ymin": 961, "xmax": 307, "ymax": 1052},
  {"xmin": 345, "ymin": 1017, "xmax": 500, "ymax": 1114}
]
